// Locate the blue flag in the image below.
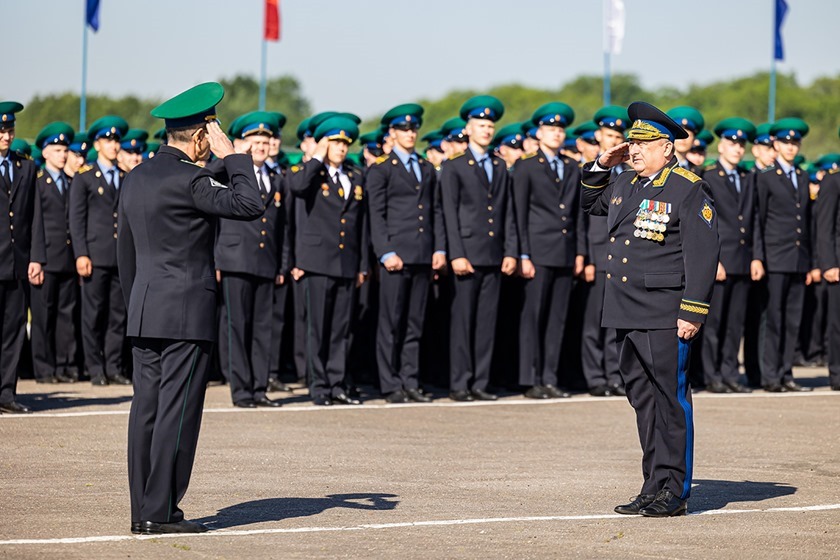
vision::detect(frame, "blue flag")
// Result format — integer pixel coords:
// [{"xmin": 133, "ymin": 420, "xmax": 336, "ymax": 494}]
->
[
  {"xmin": 86, "ymin": 0, "xmax": 101, "ymax": 32},
  {"xmin": 774, "ymin": 0, "xmax": 788, "ymax": 61}
]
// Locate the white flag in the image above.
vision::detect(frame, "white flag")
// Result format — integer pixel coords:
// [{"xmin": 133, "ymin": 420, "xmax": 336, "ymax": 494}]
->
[{"xmin": 604, "ymin": 0, "xmax": 625, "ymax": 55}]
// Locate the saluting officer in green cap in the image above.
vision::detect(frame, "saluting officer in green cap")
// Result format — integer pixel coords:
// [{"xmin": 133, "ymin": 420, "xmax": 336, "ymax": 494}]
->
[
  {"xmin": 816, "ymin": 128, "xmax": 840, "ymax": 391},
  {"xmin": 30, "ymin": 122, "xmax": 81, "ymax": 385},
  {"xmin": 119, "ymin": 82, "xmax": 264, "ymax": 534},
  {"xmin": 0, "ymin": 101, "xmax": 46, "ymax": 414},
  {"xmin": 440, "ymin": 95, "xmax": 518, "ymax": 402},
  {"xmin": 68, "ymin": 114, "xmax": 131, "ymax": 387}
]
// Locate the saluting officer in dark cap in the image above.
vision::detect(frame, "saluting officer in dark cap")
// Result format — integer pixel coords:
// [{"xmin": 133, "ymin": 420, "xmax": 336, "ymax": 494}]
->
[
  {"xmin": 0, "ymin": 101, "xmax": 46, "ymax": 414},
  {"xmin": 514, "ymin": 102, "xmax": 584, "ymax": 399},
  {"xmin": 30, "ymin": 122, "xmax": 80, "ymax": 384},
  {"xmin": 441, "ymin": 96, "xmax": 518, "ymax": 401},
  {"xmin": 215, "ymin": 112, "xmax": 289, "ymax": 408},
  {"xmin": 699, "ymin": 119, "xmax": 763, "ymax": 393},
  {"xmin": 69, "ymin": 115, "xmax": 131, "ymax": 386},
  {"xmin": 118, "ymin": 82, "xmax": 264, "ymax": 534},
  {"xmin": 816, "ymin": 131, "xmax": 840, "ymax": 391},
  {"xmin": 366, "ymin": 104, "xmax": 445, "ymax": 403},
  {"xmin": 581, "ymin": 102, "xmax": 718, "ymax": 517}
]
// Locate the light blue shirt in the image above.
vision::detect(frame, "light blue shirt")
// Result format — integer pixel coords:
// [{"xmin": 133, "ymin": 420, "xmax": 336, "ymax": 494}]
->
[
  {"xmin": 544, "ymin": 150, "xmax": 564, "ymax": 181},
  {"xmin": 776, "ymin": 159, "xmax": 798, "ymax": 190},
  {"xmin": 469, "ymin": 146, "xmax": 493, "ymax": 183},
  {"xmin": 98, "ymin": 159, "xmax": 120, "ymax": 189},
  {"xmin": 719, "ymin": 160, "xmax": 741, "ymax": 194},
  {"xmin": 46, "ymin": 166, "xmax": 66, "ymax": 193}
]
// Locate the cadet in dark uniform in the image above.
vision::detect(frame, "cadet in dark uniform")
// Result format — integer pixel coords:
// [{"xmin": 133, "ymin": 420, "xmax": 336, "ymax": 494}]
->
[
  {"xmin": 572, "ymin": 121, "xmax": 600, "ymax": 164},
  {"xmin": 514, "ymin": 102, "xmax": 584, "ymax": 399},
  {"xmin": 119, "ymin": 83, "xmax": 264, "ymax": 534},
  {"xmin": 817, "ymin": 133, "xmax": 840, "ymax": 390},
  {"xmin": 440, "ymin": 96, "xmax": 518, "ymax": 401},
  {"xmin": 30, "ymin": 122, "xmax": 79, "ymax": 384},
  {"xmin": 667, "ymin": 106, "xmax": 706, "ymax": 175},
  {"xmin": 755, "ymin": 118, "xmax": 815, "ymax": 392},
  {"xmin": 216, "ymin": 112, "xmax": 288, "ymax": 407},
  {"xmin": 581, "ymin": 102, "xmax": 718, "ymax": 517},
  {"xmin": 366, "ymin": 104, "xmax": 446, "ymax": 403},
  {"xmin": 0, "ymin": 102, "xmax": 46, "ymax": 414},
  {"xmin": 359, "ymin": 130, "xmax": 385, "ymax": 168},
  {"xmin": 421, "ymin": 129, "xmax": 446, "ymax": 173},
  {"xmin": 288, "ymin": 115, "xmax": 369, "ymax": 405},
  {"xmin": 69, "ymin": 115, "xmax": 131, "ymax": 386},
  {"xmin": 439, "ymin": 117, "xmax": 468, "ymax": 161},
  {"xmin": 117, "ymin": 129, "xmax": 148, "ymax": 172},
  {"xmin": 699, "ymin": 119, "xmax": 763, "ymax": 393},
  {"xmin": 65, "ymin": 132, "xmax": 90, "ymax": 179},
  {"xmin": 493, "ymin": 122, "xmax": 525, "ymax": 170},
  {"xmin": 686, "ymin": 130, "xmax": 713, "ymax": 170}
]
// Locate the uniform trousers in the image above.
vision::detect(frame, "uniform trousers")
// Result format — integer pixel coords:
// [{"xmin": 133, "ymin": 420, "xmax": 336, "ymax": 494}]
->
[
  {"xmin": 761, "ymin": 272, "xmax": 805, "ymax": 386},
  {"xmin": 825, "ymin": 282, "xmax": 840, "ymax": 387},
  {"xmin": 743, "ymin": 280, "xmax": 767, "ymax": 386},
  {"xmin": 30, "ymin": 271, "xmax": 78, "ymax": 380},
  {"xmin": 128, "ymin": 338, "xmax": 212, "ymax": 524},
  {"xmin": 617, "ymin": 328, "xmax": 694, "ymax": 499},
  {"xmin": 450, "ymin": 266, "xmax": 500, "ymax": 392},
  {"xmin": 80, "ymin": 266, "xmax": 126, "ymax": 379},
  {"xmin": 376, "ymin": 265, "xmax": 430, "ymax": 394},
  {"xmin": 293, "ymin": 279, "xmax": 307, "ymax": 382},
  {"xmin": 701, "ymin": 275, "xmax": 750, "ymax": 385},
  {"xmin": 518, "ymin": 265, "xmax": 573, "ymax": 387},
  {"xmin": 267, "ymin": 282, "xmax": 290, "ymax": 380},
  {"xmin": 301, "ymin": 274, "xmax": 354, "ymax": 399},
  {"xmin": 581, "ymin": 272, "xmax": 621, "ymax": 389},
  {"xmin": 219, "ymin": 273, "xmax": 273, "ymax": 403},
  {"xmin": 0, "ymin": 279, "xmax": 26, "ymax": 404}
]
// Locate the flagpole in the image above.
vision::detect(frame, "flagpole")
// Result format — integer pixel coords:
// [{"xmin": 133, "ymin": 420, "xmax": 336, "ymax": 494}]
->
[
  {"xmin": 768, "ymin": 56, "xmax": 776, "ymax": 122},
  {"xmin": 259, "ymin": 38, "xmax": 267, "ymax": 111},
  {"xmin": 604, "ymin": 51, "xmax": 611, "ymax": 106},
  {"xmin": 80, "ymin": 10, "xmax": 89, "ymax": 131}
]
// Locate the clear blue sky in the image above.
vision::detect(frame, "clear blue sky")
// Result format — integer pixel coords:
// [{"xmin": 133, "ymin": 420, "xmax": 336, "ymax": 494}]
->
[{"xmin": 6, "ymin": 0, "xmax": 837, "ymax": 118}]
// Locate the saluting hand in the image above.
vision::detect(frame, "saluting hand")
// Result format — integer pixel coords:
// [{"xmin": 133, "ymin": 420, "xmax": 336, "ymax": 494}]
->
[
  {"xmin": 206, "ymin": 121, "xmax": 235, "ymax": 159},
  {"xmin": 597, "ymin": 142, "xmax": 630, "ymax": 168},
  {"xmin": 313, "ymin": 137, "xmax": 330, "ymax": 161}
]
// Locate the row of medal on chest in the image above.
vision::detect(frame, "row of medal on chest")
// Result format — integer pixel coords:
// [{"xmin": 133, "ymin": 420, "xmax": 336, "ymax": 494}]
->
[{"xmin": 633, "ymin": 201, "xmax": 671, "ymax": 242}]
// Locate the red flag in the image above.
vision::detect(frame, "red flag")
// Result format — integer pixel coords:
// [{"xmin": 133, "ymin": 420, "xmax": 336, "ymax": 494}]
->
[{"xmin": 264, "ymin": 0, "xmax": 280, "ymax": 41}]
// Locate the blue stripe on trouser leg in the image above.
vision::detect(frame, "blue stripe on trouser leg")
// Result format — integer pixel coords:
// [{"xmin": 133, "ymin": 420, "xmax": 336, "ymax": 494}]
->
[{"xmin": 676, "ymin": 338, "xmax": 694, "ymax": 500}]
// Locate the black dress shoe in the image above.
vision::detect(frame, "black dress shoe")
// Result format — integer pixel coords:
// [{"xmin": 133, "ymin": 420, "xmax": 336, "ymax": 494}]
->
[
  {"xmin": 639, "ymin": 489, "xmax": 687, "ymax": 517},
  {"xmin": 763, "ymin": 383, "xmax": 784, "ymax": 393},
  {"xmin": 385, "ymin": 390, "xmax": 409, "ymax": 404},
  {"xmin": 608, "ymin": 383, "xmax": 627, "ymax": 397},
  {"xmin": 449, "ymin": 390, "xmax": 474, "ymax": 402},
  {"xmin": 91, "ymin": 376, "xmax": 108, "ymax": 386},
  {"xmin": 724, "ymin": 381, "xmax": 752, "ymax": 393},
  {"xmin": 524, "ymin": 386, "xmax": 550, "ymax": 399},
  {"xmin": 588, "ymin": 384, "xmax": 611, "ymax": 397},
  {"xmin": 109, "ymin": 373, "xmax": 132, "ymax": 385},
  {"xmin": 471, "ymin": 389, "xmax": 498, "ymax": 401},
  {"xmin": 55, "ymin": 372, "xmax": 77, "ymax": 383},
  {"xmin": 254, "ymin": 397, "xmax": 282, "ymax": 407},
  {"xmin": 312, "ymin": 395, "xmax": 332, "ymax": 406},
  {"xmin": 233, "ymin": 400, "xmax": 257, "ymax": 408},
  {"xmin": 140, "ymin": 520, "xmax": 209, "ymax": 534},
  {"xmin": 332, "ymin": 392, "xmax": 362, "ymax": 405},
  {"xmin": 36, "ymin": 376, "xmax": 59, "ymax": 384},
  {"xmin": 782, "ymin": 380, "xmax": 813, "ymax": 392},
  {"xmin": 544, "ymin": 385, "xmax": 571, "ymax": 399},
  {"xmin": 405, "ymin": 388, "xmax": 432, "ymax": 403},
  {"xmin": 0, "ymin": 401, "xmax": 31, "ymax": 414},
  {"xmin": 614, "ymin": 494, "xmax": 656, "ymax": 515},
  {"xmin": 267, "ymin": 378, "xmax": 291, "ymax": 392},
  {"xmin": 706, "ymin": 382, "xmax": 733, "ymax": 394},
  {"xmin": 131, "ymin": 522, "xmax": 142, "ymax": 534}
]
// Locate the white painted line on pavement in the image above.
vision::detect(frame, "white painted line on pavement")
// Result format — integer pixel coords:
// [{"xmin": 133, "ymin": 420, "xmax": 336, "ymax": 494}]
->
[{"xmin": 1, "ymin": 503, "xmax": 839, "ymax": 546}]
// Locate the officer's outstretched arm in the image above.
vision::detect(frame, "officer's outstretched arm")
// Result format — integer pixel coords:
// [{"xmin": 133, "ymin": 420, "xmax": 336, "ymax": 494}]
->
[
  {"xmin": 116, "ymin": 189, "xmax": 136, "ymax": 308},
  {"xmin": 678, "ymin": 182, "xmax": 719, "ymax": 324}
]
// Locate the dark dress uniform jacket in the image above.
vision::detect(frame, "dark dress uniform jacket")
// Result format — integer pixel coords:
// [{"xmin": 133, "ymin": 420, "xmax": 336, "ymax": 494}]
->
[
  {"xmin": 214, "ymin": 165, "xmax": 289, "ymax": 279},
  {"xmin": 440, "ymin": 150, "xmax": 518, "ymax": 266},
  {"xmin": 69, "ymin": 161, "xmax": 124, "ymax": 268},
  {"xmin": 701, "ymin": 162, "xmax": 763, "ymax": 275},
  {"xmin": 513, "ymin": 152, "xmax": 586, "ymax": 267},
  {"xmin": 288, "ymin": 159, "xmax": 369, "ymax": 279},
  {"xmin": 817, "ymin": 169, "xmax": 840, "ymax": 271},
  {"xmin": 756, "ymin": 162, "xmax": 812, "ymax": 273},
  {"xmin": 117, "ymin": 147, "xmax": 265, "ymax": 342},
  {"xmin": 581, "ymin": 158, "xmax": 719, "ymax": 329},
  {"xmin": 32, "ymin": 169, "xmax": 75, "ymax": 273},
  {"xmin": 365, "ymin": 151, "xmax": 445, "ymax": 264},
  {"xmin": 0, "ymin": 154, "xmax": 45, "ymax": 279}
]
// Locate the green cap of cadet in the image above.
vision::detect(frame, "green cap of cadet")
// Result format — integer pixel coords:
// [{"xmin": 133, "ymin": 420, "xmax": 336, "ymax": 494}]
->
[
  {"xmin": 380, "ymin": 103, "xmax": 424, "ymax": 129},
  {"xmin": 420, "ymin": 129, "xmax": 442, "ymax": 143},
  {"xmin": 88, "ymin": 115, "xmax": 129, "ymax": 141},
  {"xmin": 593, "ymin": 105, "xmax": 629, "ymax": 131},
  {"xmin": 358, "ymin": 130, "xmax": 384, "ymax": 147},
  {"xmin": 36, "ymin": 121, "xmax": 75, "ymax": 149},
  {"xmin": 493, "ymin": 122, "xmax": 525, "ymax": 148},
  {"xmin": 770, "ymin": 117, "xmax": 809, "ymax": 141},
  {"xmin": 460, "ymin": 95, "xmax": 504, "ymax": 122},
  {"xmin": 86, "ymin": 148, "xmax": 98, "ymax": 162},
  {"xmin": 793, "ymin": 154, "xmax": 806, "ymax": 168},
  {"xmin": 666, "ymin": 106, "xmax": 705, "ymax": 133},
  {"xmin": 815, "ymin": 153, "xmax": 840, "ymax": 171},
  {"xmin": 530, "ymin": 102, "xmax": 575, "ymax": 128},
  {"xmin": 269, "ymin": 111, "xmax": 287, "ymax": 130},
  {"xmin": 313, "ymin": 115, "xmax": 359, "ymax": 143},
  {"xmin": 345, "ymin": 152, "xmax": 363, "ymax": 167},
  {"xmin": 151, "ymin": 82, "xmax": 224, "ymax": 129},
  {"xmin": 0, "ymin": 101, "xmax": 24, "ymax": 128},
  {"xmin": 296, "ymin": 117, "xmax": 313, "ymax": 141},
  {"xmin": 572, "ymin": 121, "xmax": 599, "ymax": 144},
  {"xmin": 230, "ymin": 111, "xmax": 280, "ymax": 139},
  {"xmin": 441, "ymin": 117, "xmax": 468, "ymax": 140},
  {"xmin": 145, "ymin": 141, "xmax": 161, "ymax": 157},
  {"xmin": 30, "ymin": 144, "xmax": 42, "ymax": 164},
  {"xmin": 10, "ymin": 138, "xmax": 30, "ymax": 157},
  {"xmin": 713, "ymin": 117, "xmax": 756, "ymax": 143},
  {"xmin": 153, "ymin": 128, "xmax": 166, "ymax": 140},
  {"xmin": 691, "ymin": 130, "xmax": 715, "ymax": 152},
  {"xmin": 121, "ymin": 129, "xmax": 149, "ymax": 152}
]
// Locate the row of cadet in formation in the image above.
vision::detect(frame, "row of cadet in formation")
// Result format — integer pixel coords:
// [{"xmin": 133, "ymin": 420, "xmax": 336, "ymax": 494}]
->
[{"xmin": 1, "ymin": 95, "xmax": 839, "ymax": 414}]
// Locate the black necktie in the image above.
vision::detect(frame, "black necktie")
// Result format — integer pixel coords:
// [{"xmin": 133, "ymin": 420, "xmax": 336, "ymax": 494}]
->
[
  {"xmin": 331, "ymin": 171, "xmax": 339, "ymax": 186},
  {"xmin": 788, "ymin": 169, "xmax": 797, "ymax": 191},
  {"xmin": 56, "ymin": 175, "xmax": 64, "ymax": 195},
  {"xmin": 631, "ymin": 177, "xmax": 649, "ymax": 197},
  {"xmin": 407, "ymin": 155, "xmax": 421, "ymax": 182},
  {"xmin": 551, "ymin": 159, "xmax": 559, "ymax": 179},
  {"xmin": 257, "ymin": 172, "xmax": 266, "ymax": 193},
  {"xmin": 0, "ymin": 160, "xmax": 10, "ymax": 192},
  {"xmin": 727, "ymin": 172, "xmax": 740, "ymax": 194},
  {"xmin": 107, "ymin": 169, "xmax": 116, "ymax": 189},
  {"xmin": 478, "ymin": 157, "xmax": 491, "ymax": 182}
]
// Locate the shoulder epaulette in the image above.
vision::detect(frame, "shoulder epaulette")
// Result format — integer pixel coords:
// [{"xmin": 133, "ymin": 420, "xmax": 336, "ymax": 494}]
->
[
  {"xmin": 374, "ymin": 154, "xmax": 390, "ymax": 165},
  {"xmin": 704, "ymin": 163, "xmax": 717, "ymax": 171},
  {"xmin": 78, "ymin": 164, "xmax": 93, "ymax": 174},
  {"xmin": 519, "ymin": 152, "xmax": 537, "ymax": 161},
  {"xmin": 37, "ymin": 170, "xmax": 44, "ymax": 179},
  {"xmin": 179, "ymin": 158, "xmax": 203, "ymax": 167},
  {"xmin": 290, "ymin": 164, "xmax": 301, "ymax": 174},
  {"xmin": 829, "ymin": 168, "xmax": 840, "ymax": 175},
  {"xmin": 759, "ymin": 165, "xmax": 776, "ymax": 174},
  {"xmin": 578, "ymin": 161, "xmax": 585, "ymax": 169},
  {"xmin": 449, "ymin": 151, "xmax": 465, "ymax": 160},
  {"xmin": 672, "ymin": 166, "xmax": 701, "ymax": 183}
]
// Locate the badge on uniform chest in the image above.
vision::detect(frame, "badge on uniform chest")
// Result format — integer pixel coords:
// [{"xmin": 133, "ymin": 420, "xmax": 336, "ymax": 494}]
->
[{"xmin": 633, "ymin": 199, "xmax": 671, "ymax": 242}]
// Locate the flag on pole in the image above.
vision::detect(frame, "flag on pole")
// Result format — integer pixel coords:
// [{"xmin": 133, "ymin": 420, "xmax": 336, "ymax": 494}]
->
[
  {"xmin": 265, "ymin": 0, "xmax": 280, "ymax": 42},
  {"xmin": 774, "ymin": 0, "xmax": 789, "ymax": 60},
  {"xmin": 604, "ymin": 0, "xmax": 625, "ymax": 55},
  {"xmin": 86, "ymin": 0, "xmax": 101, "ymax": 32}
]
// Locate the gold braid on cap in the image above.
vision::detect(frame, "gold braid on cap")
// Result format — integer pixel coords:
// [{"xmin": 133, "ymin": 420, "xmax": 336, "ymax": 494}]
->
[{"xmin": 626, "ymin": 119, "xmax": 670, "ymax": 141}]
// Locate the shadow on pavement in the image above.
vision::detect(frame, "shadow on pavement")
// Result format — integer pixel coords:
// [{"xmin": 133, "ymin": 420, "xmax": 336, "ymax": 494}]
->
[
  {"xmin": 691, "ymin": 479, "xmax": 796, "ymax": 510},
  {"xmin": 18, "ymin": 392, "xmax": 133, "ymax": 412},
  {"xmin": 195, "ymin": 493, "xmax": 401, "ymax": 530}
]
